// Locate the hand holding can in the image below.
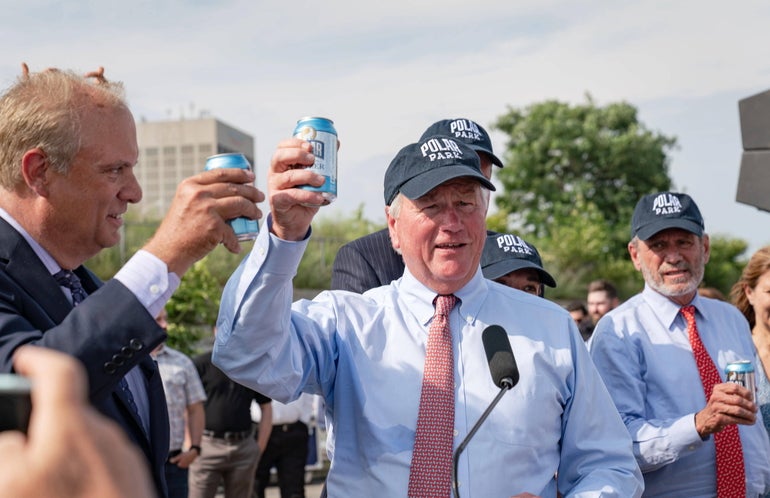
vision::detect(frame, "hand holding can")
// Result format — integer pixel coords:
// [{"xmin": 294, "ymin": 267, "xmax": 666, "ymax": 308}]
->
[
  {"xmin": 293, "ymin": 117, "xmax": 337, "ymax": 206},
  {"xmin": 726, "ymin": 360, "xmax": 756, "ymax": 402},
  {"xmin": 204, "ymin": 153, "xmax": 259, "ymax": 241}
]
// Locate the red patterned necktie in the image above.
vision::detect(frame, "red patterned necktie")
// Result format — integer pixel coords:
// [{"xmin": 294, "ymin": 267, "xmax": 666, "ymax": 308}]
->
[
  {"xmin": 408, "ymin": 294, "xmax": 459, "ymax": 498},
  {"xmin": 681, "ymin": 305, "xmax": 746, "ymax": 497}
]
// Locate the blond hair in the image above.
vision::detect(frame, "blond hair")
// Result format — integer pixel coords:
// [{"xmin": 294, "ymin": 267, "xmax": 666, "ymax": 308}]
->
[
  {"xmin": 730, "ymin": 245, "xmax": 770, "ymax": 329},
  {"xmin": 0, "ymin": 64, "xmax": 127, "ymax": 190}
]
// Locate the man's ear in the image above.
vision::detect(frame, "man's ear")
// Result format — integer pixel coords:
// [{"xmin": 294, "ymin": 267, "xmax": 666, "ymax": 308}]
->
[
  {"xmin": 628, "ymin": 241, "xmax": 643, "ymax": 271},
  {"xmin": 386, "ymin": 205, "xmax": 400, "ymax": 251},
  {"xmin": 21, "ymin": 148, "xmax": 50, "ymax": 196}
]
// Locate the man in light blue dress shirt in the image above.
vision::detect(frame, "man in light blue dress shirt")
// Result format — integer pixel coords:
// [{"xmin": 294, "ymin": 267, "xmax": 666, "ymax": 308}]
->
[
  {"xmin": 213, "ymin": 135, "xmax": 643, "ymax": 497},
  {"xmin": 590, "ymin": 191, "xmax": 770, "ymax": 497}
]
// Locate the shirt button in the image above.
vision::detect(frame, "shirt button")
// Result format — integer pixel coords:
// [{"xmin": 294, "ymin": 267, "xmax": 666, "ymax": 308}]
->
[
  {"xmin": 258, "ymin": 246, "xmax": 266, "ymax": 256},
  {"xmin": 453, "ymin": 429, "xmax": 459, "ymax": 437},
  {"xmin": 465, "ymin": 316, "xmax": 472, "ymax": 324}
]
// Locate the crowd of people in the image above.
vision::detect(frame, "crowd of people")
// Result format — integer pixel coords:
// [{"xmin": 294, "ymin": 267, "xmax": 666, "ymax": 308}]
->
[{"xmin": 2, "ymin": 63, "xmax": 770, "ymax": 498}]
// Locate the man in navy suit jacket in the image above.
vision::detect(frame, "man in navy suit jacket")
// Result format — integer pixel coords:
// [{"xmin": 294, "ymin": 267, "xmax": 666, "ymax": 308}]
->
[
  {"xmin": 331, "ymin": 118, "xmax": 504, "ymax": 293},
  {"xmin": 0, "ymin": 64, "xmax": 263, "ymax": 497}
]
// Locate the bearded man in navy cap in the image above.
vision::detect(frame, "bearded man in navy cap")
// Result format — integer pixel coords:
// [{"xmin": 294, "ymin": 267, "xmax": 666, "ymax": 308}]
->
[
  {"xmin": 330, "ymin": 118, "xmax": 503, "ymax": 294},
  {"xmin": 212, "ymin": 134, "xmax": 643, "ymax": 497},
  {"xmin": 590, "ymin": 191, "xmax": 770, "ymax": 497}
]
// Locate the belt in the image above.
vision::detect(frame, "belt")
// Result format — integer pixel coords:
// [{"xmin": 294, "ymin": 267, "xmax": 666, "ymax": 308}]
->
[
  {"xmin": 202, "ymin": 429, "xmax": 252, "ymax": 441},
  {"xmin": 276, "ymin": 421, "xmax": 307, "ymax": 433}
]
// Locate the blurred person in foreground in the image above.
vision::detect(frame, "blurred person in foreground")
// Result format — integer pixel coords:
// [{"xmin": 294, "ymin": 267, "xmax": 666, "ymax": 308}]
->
[
  {"xmin": 731, "ymin": 245, "xmax": 770, "ymax": 498},
  {"xmin": 590, "ymin": 192, "xmax": 770, "ymax": 497},
  {"xmin": 213, "ymin": 134, "xmax": 643, "ymax": 497},
  {"xmin": 330, "ymin": 118, "xmax": 503, "ymax": 294},
  {"xmin": 151, "ymin": 309, "xmax": 207, "ymax": 498},
  {"xmin": 0, "ymin": 64, "xmax": 263, "ymax": 497},
  {"xmin": 480, "ymin": 231, "xmax": 556, "ymax": 298},
  {"xmin": 0, "ymin": 345, "xmax": 155, "ymax": 497}
]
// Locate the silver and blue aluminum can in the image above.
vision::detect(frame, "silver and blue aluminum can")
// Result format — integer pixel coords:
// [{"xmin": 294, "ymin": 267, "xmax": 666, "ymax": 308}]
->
[
  {"xmin": 726, "ymin": 360, "xmax": 756, "ymax": 401},
  {"xmin": 293, "ymin": 117, "xmax": 337, "ymax": 204},
  {"xmin": 204, "ymin": 153, "xmax": 259, "ymax": 242}
]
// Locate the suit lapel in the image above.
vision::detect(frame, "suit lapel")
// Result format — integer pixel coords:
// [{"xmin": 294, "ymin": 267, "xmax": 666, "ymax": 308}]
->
[{"xmin": 0, "ymin": 219, "xmax": 72, "ymax": 323}]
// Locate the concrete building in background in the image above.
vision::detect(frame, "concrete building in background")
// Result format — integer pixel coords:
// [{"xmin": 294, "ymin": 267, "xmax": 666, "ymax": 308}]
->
[{"xmin": 135, "ymin": 117, "xmax": 255, "ymax": 219}]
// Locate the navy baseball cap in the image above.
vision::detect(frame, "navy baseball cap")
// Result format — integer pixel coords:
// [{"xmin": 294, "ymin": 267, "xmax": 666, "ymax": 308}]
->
[
  {"xmin": 383, "ymin": 135, "xmax": 495, "ymax": 205},
  {"xmin": 481, "ymin": 232, "xmax": 556, "ymax": 287},
  {"xmin": 420, "ymin": 118, "xmax": 503, "ymax": 167},
  {"xmin": 631, "ymin": 191, "xmax": 705, "ymax": 240}
]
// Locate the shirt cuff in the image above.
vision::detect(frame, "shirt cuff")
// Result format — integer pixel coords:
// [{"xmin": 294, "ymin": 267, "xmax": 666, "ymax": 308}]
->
[
  {"xmin": 676, "ymin": 412, "xmax": 706, "ymax": 454},
  {"xmin": 249, "ymin": 214, "xmax": 311, "ymax": 275},
  {"xmin": 114, "ymin": 249, "xmax": 181, "ymax": 317}
]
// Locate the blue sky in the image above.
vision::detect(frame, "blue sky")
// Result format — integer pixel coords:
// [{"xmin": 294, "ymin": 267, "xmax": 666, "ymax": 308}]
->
[{"xmin": 3, "ymin": 0, "xmax": 770, "ymax": 254}]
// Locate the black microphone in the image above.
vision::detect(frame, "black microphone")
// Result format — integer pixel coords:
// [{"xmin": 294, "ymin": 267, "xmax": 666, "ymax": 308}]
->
[
  {"xmin": 483, "ymin": 325, "xmax": 520, "ymax": 389},
  {"xmin": 452, "ymin": 325, "xmax": 518, "ymax": 498}
]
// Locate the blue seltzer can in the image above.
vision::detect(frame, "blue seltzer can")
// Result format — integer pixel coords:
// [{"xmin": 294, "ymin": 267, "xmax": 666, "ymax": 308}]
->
[
  {"xmin": 725, "ymin": 360, "xmax": 756, "ymax": 401},
  {"xmin": 293, "ymin": 116, "xmax": 337, "ymax": 204},
  {"xmin": 204, "ymin": 153, "xmax": 258, "ymax": 242}
]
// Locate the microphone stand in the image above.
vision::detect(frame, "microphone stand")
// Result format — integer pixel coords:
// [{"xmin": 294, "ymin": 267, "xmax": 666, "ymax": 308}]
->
[{"xmin": 452, "ymin": 378, "xmax": 513, "ymax": 498}]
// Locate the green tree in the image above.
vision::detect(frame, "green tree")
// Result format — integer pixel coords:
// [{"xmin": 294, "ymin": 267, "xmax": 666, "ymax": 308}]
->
[
  {"xmin": 164, "ymin": 259, "xmax": 222, "ymax": 355},
  {"xmin": 702, "ymin": 236, "xmax": 749, "ymax": 297},
  {"xmin": 294, "ymin": 205, "xmax": 383, "ymax": 290},
  {"xmin": 526, "ymin": 195, "xmax": 643, "ymax": 300},
  {"xmin": 490, "ymin": 96, "xmax": 751, "ymax": 301},
  {"xmin": 492, "ymin": 96, "xmax": 675, "ymax": 256}
]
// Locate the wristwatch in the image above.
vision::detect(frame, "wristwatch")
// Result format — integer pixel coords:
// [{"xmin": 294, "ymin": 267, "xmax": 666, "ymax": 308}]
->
[{"xmin": 189, "ymin": 445, "xmax": 202, "ymax": 455}]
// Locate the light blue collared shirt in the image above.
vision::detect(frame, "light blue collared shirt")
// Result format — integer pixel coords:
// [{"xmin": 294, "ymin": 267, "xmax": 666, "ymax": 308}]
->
[
  {"xmin": 590, "ymin": 285, "xmax": 770, "ymax": 497},
  {"xmin": 213, "ymin": 221, "xmax": 643, "ymax": 497}
]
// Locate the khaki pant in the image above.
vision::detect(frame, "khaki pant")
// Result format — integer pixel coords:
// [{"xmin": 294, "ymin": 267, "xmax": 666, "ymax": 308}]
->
[{"xmin": 189, "ymin": 434, "xmax": 260, "ymax": 498}]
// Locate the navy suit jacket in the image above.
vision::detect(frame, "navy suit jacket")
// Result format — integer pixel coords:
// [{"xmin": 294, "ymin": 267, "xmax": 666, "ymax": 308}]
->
[
  {"xmin": 330, "ymin": 228, "xmax": 405, "ymax": 293},
  {"xmin": 0, "ymin": 218, "xmax": 170, "ymax": 497}
]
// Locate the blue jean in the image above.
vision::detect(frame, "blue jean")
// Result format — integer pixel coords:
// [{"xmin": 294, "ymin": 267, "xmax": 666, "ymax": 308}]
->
[{"xmin": 165, "ymin": 461, "xmax": 189, "ymax": 498}]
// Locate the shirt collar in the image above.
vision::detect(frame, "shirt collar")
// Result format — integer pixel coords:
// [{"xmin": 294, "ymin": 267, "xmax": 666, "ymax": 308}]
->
[
  {"xmin": 0, "ymin": 206, "xmax": 62, "ymax": 275},
  {"xmin": 395, "ymin": 265, "xmax": 488, "ymax": 327},
  {"xmin": 642, "ymin": 284, "xmax": 701, "ymax": 330}
]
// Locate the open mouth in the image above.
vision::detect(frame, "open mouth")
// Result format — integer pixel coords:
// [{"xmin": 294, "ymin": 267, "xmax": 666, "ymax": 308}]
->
[{"xmin": 663, "ymin": 268, "xmax": 689, "ymax": 280}]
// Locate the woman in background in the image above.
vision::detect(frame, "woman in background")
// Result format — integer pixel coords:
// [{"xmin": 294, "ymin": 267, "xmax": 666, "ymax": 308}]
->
[{"xmin": 731, "ymin": 245, "xmax": 770, "ymax": 498}]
